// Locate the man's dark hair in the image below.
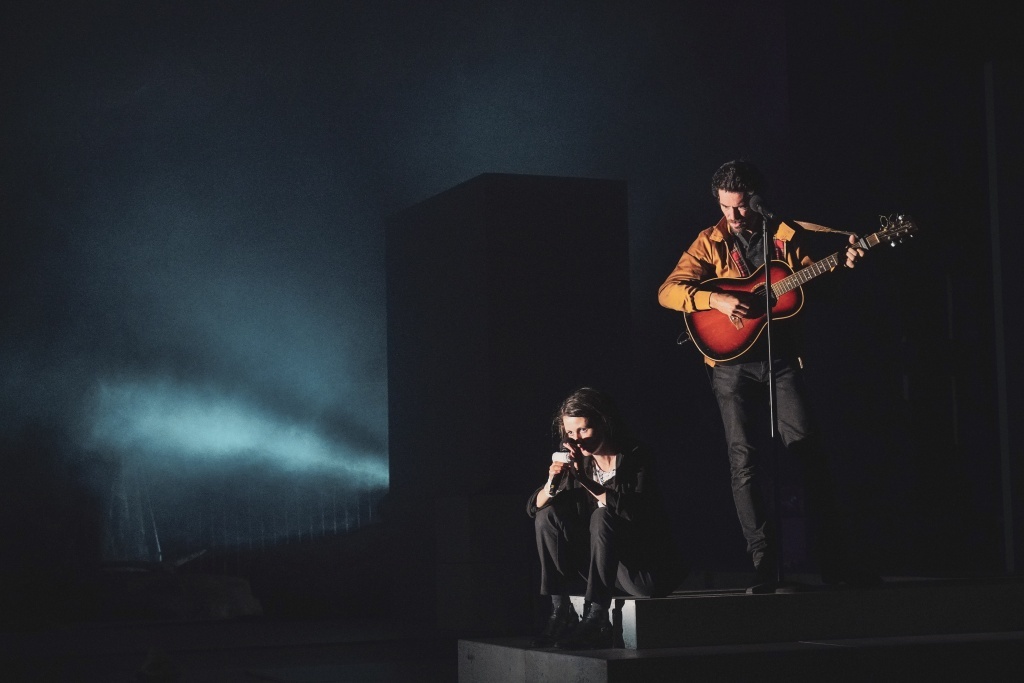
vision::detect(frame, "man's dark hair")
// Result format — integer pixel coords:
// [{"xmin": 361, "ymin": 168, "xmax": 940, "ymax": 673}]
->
[
  {"xmin": 552, "ymin": 387, "xmax": 633, "ymax": 449},
  {"xmin": 711, "ymin": 159, "xmax": 765, "ymax": 198}
]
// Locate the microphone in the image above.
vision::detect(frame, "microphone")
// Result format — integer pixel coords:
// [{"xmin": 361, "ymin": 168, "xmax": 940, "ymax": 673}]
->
[
  {"xmin": 748, "ymin": 194, "xmax": 775, "ymax": 220},
  {"xmin": 548, "ymin": 452, "xmax": 572, "ymax": 495}
]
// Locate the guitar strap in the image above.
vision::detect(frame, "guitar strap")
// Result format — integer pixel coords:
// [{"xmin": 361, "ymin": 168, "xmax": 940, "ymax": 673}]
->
[{"xmin": 793, "ymin": 221, "xmax": 857, "ymax": 237}]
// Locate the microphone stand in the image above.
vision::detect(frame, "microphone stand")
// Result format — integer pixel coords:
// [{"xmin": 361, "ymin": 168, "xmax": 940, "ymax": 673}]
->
[
  {"xmin": 761, "ymin": 213, "xmax": 807, "ymax": 594},
  {"xmin": 761, "ymin": 213, "xmax": 785, "ymax": 591}
]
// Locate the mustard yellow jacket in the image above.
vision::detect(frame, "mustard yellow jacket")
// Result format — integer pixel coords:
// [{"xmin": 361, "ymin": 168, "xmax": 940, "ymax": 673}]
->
[{"xmin": 657, "ymin": 217, "xmax": 819, "ymax": 365}]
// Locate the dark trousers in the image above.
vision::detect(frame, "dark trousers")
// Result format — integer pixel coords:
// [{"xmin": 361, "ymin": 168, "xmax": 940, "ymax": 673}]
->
[
  {"xmin": 535, "ymin": 498, "xmax": 681, "ymax": 606},
  {"xmin": 710, "ymin": 358, "xmax": 843, "ymax": 571}
]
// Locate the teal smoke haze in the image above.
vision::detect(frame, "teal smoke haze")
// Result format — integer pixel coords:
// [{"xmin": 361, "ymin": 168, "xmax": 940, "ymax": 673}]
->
[{"xmin": 87, "ymin": 378, "xmax": 388, "ymax": 487}]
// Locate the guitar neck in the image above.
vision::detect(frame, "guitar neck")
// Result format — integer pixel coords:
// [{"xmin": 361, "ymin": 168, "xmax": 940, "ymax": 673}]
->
[
  {"xmin": 772, "ymin": 252, "xmax": 843, "ymax": 297},
  {"xmin": 771, "ymin": 232, "xmax": 882, "ymax": 298}
]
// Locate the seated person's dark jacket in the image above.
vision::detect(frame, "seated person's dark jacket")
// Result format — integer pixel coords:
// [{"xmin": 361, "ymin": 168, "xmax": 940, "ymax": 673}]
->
[{"xmin": 526, "ymin": 443, "xmax": 677, "ymax": 555}]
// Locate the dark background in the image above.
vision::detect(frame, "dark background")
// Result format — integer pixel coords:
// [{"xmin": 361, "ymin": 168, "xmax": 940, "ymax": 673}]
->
[{"xmin": 1, "ymin": 0, "xmax": 1020, "ymax": 627}]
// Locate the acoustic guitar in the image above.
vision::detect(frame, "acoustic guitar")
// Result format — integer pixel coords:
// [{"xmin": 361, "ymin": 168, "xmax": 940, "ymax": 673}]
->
[{"xmin": 682, "ymin": 215, "xmax": 918, "ymax": 362}]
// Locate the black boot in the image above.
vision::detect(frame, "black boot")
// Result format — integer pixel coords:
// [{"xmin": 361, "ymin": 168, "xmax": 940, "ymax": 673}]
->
[
  {"xmin": 747, "ymin": 549, "xmax": 779, "ymax": 594},
  {"xmin": 554, "ymin": 601, "xmax": 612, "ymax": 650},
  {"xmin": 531, "ymin": 597, "xmax": 579, "ymax": 648}
]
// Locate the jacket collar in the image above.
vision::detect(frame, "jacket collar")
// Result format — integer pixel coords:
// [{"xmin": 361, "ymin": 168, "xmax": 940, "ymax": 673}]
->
[{"xmin": 711, "ymin": 216, "xmax": 730, "ymax": 242}]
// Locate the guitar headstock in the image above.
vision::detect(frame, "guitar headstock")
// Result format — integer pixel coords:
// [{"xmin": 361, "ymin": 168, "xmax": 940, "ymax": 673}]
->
[{"xmin": 875, "ymin": 214, "xmax": 918, "ymax": 247}]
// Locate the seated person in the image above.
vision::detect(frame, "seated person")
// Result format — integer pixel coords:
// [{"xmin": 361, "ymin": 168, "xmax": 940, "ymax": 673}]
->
[{"xmin": 527, "ymin": 387, "xmax": 687, "ymax": 649}]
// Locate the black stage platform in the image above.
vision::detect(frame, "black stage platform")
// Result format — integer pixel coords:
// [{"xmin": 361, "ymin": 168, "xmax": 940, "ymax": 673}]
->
[{"xmin": 459, "ymin": 576, "xmax": 1024, "ymax": 683}]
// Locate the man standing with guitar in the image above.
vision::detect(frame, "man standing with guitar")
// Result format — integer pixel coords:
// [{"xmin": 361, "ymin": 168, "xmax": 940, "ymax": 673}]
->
[{"xmin": 657, "ymin": 159, "xmax": 880, "ymax": 593}]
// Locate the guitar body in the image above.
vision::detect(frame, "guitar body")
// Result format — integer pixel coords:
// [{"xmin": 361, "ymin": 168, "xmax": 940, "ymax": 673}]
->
[
  {"xmin": 683, "ymin": 260, "xmax": 804, "ymax": 362},
  {"xmin": 677, "ymin": 215, "xmax": 917, "ymax": 362}
]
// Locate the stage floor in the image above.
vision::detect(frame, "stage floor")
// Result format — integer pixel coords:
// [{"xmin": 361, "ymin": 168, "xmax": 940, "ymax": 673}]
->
[{"xmin": 4, "ymin": 575, "xmax": 1023, "ymax": 682}]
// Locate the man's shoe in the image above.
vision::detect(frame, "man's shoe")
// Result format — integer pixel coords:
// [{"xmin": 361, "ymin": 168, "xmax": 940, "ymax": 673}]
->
[
  {"xmin": 745, "ymin": 579, "xmax": 778, "ymax": 594},
  {"xmin": 554, "ymin": 602, "xmax": 613, "ymax": 650},
  {"xmin": 746, "ymin": 553, "xmax": 778, "ymax": 594},
  {"xmin": 531, "ymin": 601, "xmax": 579, "ymax": 647}
]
